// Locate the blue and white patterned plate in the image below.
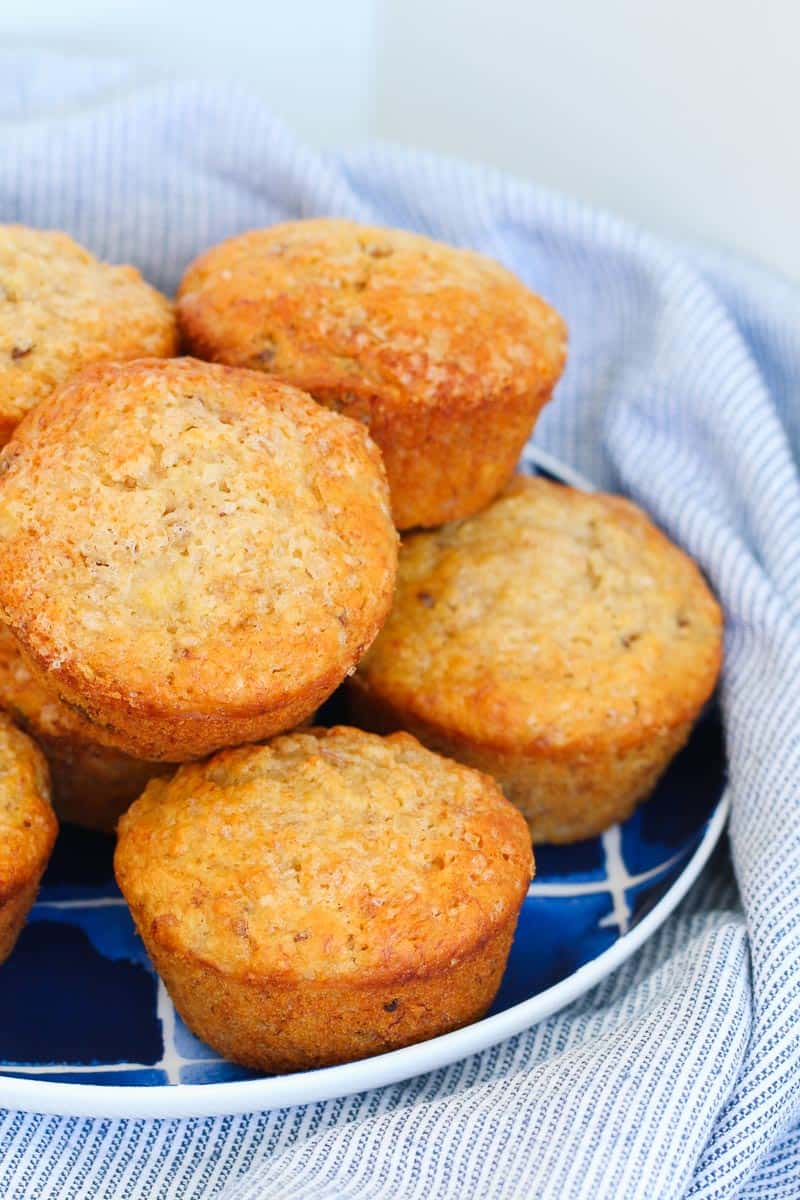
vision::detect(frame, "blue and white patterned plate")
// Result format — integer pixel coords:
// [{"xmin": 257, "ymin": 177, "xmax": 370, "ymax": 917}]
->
[{"xmin": 0, "ymin": 451, "xmax": 729, "ymax": 1118}]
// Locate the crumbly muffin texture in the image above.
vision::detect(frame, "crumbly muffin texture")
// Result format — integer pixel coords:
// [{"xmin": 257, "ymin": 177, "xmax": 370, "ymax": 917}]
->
[
  {"xmin": 0, "ymin": 358, "xmax": 397, "ymax": 760},
  {"xmin": 115, "ymin": 726, "xmax": 532, "ymax": 985},
  {"xmin": 178, "ymin": 219, "xmax": 567, "ymax": 528},
  {"xmin": 0, "ymin": 715, "xmax": 57, "ymax": 961},
  {"xmin": 357, "ymin": 476, "xmax": 721, "ymax": 747},
  {"xmin": 0, "ymin": 715, "xmax": 55, "ymax": 898},
  {"xmin": 351, "ymin": 476, "xmax": 723, "ymax": 841},
  {"xmin": 0, "ymin": 623, "xmax": 169, "ymax": 831},
  {"xmin": 0, "ymin": 225, "xmax": 176, "ymax": 444}
]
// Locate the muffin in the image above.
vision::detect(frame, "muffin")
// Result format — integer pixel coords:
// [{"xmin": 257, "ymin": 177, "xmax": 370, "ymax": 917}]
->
[
  {"xmin": 348, "ymin": 476, "xmax": 723, "ymax": 843},
  {"xmin": 0, "ymin": 715, "xmax": 57, "ymax": 963},
  {"xmin": 115, "ymin": 726, "xmax": 532, "ymax": 1071},
  {"xmin": 0, "ymin": 225, "xmax": 176, "ymax": 445},
  {"xmin": 0, "ymin": 358, "xmax": 397, "ymax": 761},
  {"xmin": 177, "ymin": 218, "xmax": 567, "ymax": 529},
  {"xmin": 0, "ymin": 623, "xmax": 169, "ymax": 832}
]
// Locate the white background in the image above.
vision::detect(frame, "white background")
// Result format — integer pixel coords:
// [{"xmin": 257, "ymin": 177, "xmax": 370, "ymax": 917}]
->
[{"xmin": 0, "ymin": 0, "xmax": 797, "ymax": 279}]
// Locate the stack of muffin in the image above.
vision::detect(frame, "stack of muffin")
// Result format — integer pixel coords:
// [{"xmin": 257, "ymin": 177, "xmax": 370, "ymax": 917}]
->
[{"xmin": 0, "ymin": 219, "xmax": 722, "ymax": 1073}]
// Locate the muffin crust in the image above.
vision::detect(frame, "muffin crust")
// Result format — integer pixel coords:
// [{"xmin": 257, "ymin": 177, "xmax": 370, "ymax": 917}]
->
[
  {"xmin": 0, "ymin": 225, "xmax": 176, "ymax": 445},
  {"xmin": 178, "ymin": 219, "xmax": 567, "ymax": 528},
  {"xmin": 349, "ymin": 475, "xmax": 723, "ymax": 842},
  {"xmin": 115, "ymin": 726, "xmax": 532, "ymax": 1071},
  {"xmin": 0, "ymin": 358, "xmax": 398, "ymax": 760},
  {"xmin": 0, "ymin": 623, "xmax": 169, "ymax": 831},
  {"xmin": 0, "ymin": 715, "xmax": 57, "ymax": 962}
]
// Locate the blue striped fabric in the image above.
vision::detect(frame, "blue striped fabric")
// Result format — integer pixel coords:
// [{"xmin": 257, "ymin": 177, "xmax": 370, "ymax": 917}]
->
[{"xmin": 1, "ymin": 49, "xmax": 799, "ymax": 1199}]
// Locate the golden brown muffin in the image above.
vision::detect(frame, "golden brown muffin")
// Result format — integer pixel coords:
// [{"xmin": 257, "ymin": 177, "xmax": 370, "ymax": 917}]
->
[
  {"xmin": 0, "ymin": 225, "xmax": 176, "ymax": 445},
  {"xmin": 115, "ymin": 725, "xmax": 532, "ymax": 1072},
  {"xmin": 0, "ymin": 358, "xmax": 397, "ymax": 761},
  {"xmin": 0, "ymin": 623, "xmax": 170, "ymax": 832},
  {"xmin": 348, "ymin": 476, "xmax": 723, "ymax": 843},
  {"xmin": 0, "ymin": 714, "xmax": 57, "ymax": 963},
  {"xmin": 177, "ymin": 218, "xmax": 567, "ymax": 529}
]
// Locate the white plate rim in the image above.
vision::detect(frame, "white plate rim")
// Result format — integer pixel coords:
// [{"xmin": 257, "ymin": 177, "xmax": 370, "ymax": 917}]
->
[{"xmin": 0, "ymin": 448, "xmax": 729, "ymax": 1118}]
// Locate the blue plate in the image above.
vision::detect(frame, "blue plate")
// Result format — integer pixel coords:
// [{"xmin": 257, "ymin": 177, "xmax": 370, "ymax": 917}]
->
[{"xmin": 0, "ymin": 450, "xmax": 728, "ymax": 1118}]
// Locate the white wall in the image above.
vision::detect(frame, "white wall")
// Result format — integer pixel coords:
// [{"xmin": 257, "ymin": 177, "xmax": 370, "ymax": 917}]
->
[
  {"xmin": 0, "ymin": 0, "xmax": 378, "ymax": 145},
  {"xmin": 0, "ymin": 0, "xmax": 798, "ymax": 279},
  {"xmin": 374, "ymin": 0, "xmax": 800, "ymax": 279}
]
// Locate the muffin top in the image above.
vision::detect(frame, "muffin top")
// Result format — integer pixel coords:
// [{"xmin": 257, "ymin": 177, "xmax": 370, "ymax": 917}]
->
[
  {"xmin": 177, "ymin": 218, "xmax": 566, "ymax": 418},
  {"xmin": 115, "ymin": 726, "xmax": 532, "ymax": 984},
  {"xmin": 0, "ymin": 715, "xmax": 56, "ymax": 901},
  {"xmin": 0, "ymin": 225, "xmax": 176, "ymax": 440},
  {"xmin": 0, "ymin": 358, "xmax": 397, "ymax": 759},
  {"xmin": 355, "ymin": 476, "xmax": 723, "ymax": 752}
]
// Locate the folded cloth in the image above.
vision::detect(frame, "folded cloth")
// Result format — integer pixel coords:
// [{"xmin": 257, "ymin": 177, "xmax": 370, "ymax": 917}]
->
[{"xmin": 1, "ymin": 50, "xmax": 799, "ymax": 1200}]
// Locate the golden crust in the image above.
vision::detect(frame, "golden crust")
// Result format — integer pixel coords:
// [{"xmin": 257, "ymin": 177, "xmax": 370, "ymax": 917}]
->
[
  {"xmin": 0, "ymin": 876, "xmax": 43, "ymax": 964},
  {"xmin": 177, "ymin": 219, "xmax": 567, "ymax": 528},
  {"xmin": 0, "ymin": 225, "xmax": 177, "ymax": 445},
  {"xmin": 349, "ymin": 476, "xmax": 724, "ymax": 842},
  {"xmin": 115, "ymin": 726, "xmax": 532, "ymax": 1070},
  {"xmin": 143, "ymin": 918, "xmax": 516, "ymax": 1073},
  {"xmin": 0, "ymin": 714, "xmax": 57, "ymax": 962},
  {"xmin": 0, "ymin": 623, "xmax": 169, "ymax": 831},
  {"xmin": 0, "ymin": 358, "xmax": 398, "ymax": 760}
]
